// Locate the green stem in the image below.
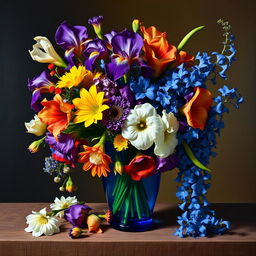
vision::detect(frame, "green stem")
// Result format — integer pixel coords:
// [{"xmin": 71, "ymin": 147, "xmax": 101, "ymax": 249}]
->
[
  {"xmin": 134, "ymin": 182, "xmax": 142, "ymax": 219},
  {"xmin": 123, "ymin": 190, "xmax": 131, "ymax": 224}
]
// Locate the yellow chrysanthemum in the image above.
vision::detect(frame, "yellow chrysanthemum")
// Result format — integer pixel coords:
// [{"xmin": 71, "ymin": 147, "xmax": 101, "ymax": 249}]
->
[
  {"xmin": 113, "ymin": 134, "xmax": 129, "ymax": 151},
  {"xmin": 73, "ymin": 85, "xmax": 109, "ymax": 127},
  {"xmin": 57, "ymin": 65, "xmax": 101, "ymax": 89}
]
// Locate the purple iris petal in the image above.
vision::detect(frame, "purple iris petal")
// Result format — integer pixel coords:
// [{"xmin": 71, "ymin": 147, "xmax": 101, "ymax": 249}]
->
[
  {"xmin": 155, "ymin": 154, "xmax": 179, "ymax": 173},
  {"xmin": 27, "ymin": 71, "xmax": 54, "ymax": 91},
  {"xmin": 104, "ymin": 30, "xmax": 117, "ymax": 44},
  {"xmin": 55, "ymin": 21, "xmax": 88, "ymax": 51},
  {"xmin": 45, "ymin": 133, "xmax": 79, "ymax": 168},
  {"xmin": 88, "ymin": 16, "xmax": 103, "ymax": 26},
  {"xmin": 106, "ymin": 29, "xmax": 143, "ymax": 81},
  {"xmin": 111, "ymin": 29, "xmax": 143, "ymax": 58},
  {"xmin": 64, "ymin": 204, "xmax": 91, "ymax": 228},
  {"xmin": 106, "ymin": 57, "xmax": 130, "ymax": 81},
  {"xmin": 84, "ymin": 39, "xmax": 108, "ymax": 71},
  {"xmin": 31, "ymin": 90, "xmax": 43, "ymax": 112}
]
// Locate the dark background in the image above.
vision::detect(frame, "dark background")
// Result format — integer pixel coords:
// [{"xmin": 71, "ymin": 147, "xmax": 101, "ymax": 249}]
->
[{"xmin": 0, "ymin": 0, "xmax": 255, "ymax": 203}]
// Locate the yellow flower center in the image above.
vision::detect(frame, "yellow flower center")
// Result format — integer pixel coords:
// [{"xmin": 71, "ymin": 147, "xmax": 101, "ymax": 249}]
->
[
  {"xmin": 89, "ymin": 152, "xmax": 102, "ymax": 165},
  {"xmin": 137, "ymin": 120, "xmax": 147, "ymax": 131},
  {"xmin": 37, "ymin": 215, "xmax": 48, "ymax": 224}
]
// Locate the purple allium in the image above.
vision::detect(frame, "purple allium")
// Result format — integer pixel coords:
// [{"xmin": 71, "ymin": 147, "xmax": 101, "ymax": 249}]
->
[
  {"xmin": 64, "ymin": 204, "xmax": 92, "ymax": 228},
  {"xmin": 102, "ymin": 95, "xmax": 130, "ymax": 131},
  {"xmin": 88, "ymin": 16, "xmax": 103, "ymax": 26},
  {"xmin": 94, "ymin": 77, "xmax": 118, "ymax": 98}
]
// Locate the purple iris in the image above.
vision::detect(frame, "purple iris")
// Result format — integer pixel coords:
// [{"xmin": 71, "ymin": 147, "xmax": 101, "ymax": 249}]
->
[
  {"xmin": 104, "ymin": 30, "xmax": 117, "ymax": 44},
  {"xmin": 64, "ymin": 204, "xmax": 91, "ymax": 228},
  {"xmin": 55, "ymin": 21, "xmax": 88, "ymax": 67},
  {"xmin": 45, "ymin": 133, "xmax": 79, "ymax": 168},
  {"xmin": 28, "ymin": 71, "xmax": 54, "ymax": 91},
  {"xmin": 88, "ymin": 16, "xmax": 103, "ymax": 26},
  {"xmin": 106, "ymin": 29, "xmax": 143, "ymax": 81},
  {"xmin": 155, "ymin": 154, "xmax": 179, "ymax": 173},
  {"xmin": 83, "ymin": 39, "xmax": 108, "ymax": 71},
  {"xmin": 28, "ymin": 71, "xmax": 56, "ymax": 112}
]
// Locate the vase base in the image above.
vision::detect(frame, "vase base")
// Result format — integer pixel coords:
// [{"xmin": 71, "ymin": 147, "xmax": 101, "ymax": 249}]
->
[{"xmin": 110, "ymin": 217, "xmax": 153, "ymax": 232}]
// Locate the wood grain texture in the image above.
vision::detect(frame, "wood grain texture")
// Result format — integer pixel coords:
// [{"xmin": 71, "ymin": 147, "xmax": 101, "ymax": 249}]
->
[{"xmin": 0, "ymin": 203, "xmax": 255, "ymax": 256}]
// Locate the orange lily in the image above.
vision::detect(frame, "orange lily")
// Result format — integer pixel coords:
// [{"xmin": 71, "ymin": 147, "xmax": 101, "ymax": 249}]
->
[
  {"xmin": 38, "ymin": 94, "xmax": 74, "ymax": 139},
  {"xmin": 140, "ymin": 26, "xmax": 194, "ymax": 76},
  {"xmin": 182, "ymin": 87, "xmax": 213, "ymax": 130}
]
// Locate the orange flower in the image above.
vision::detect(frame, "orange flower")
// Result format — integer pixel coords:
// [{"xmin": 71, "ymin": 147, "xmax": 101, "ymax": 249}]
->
[
  {"xmin": 38, "ymin": 94, "xmax": 74, "ymax": 139},
  {"xmin": 182, "ymin": 87, "xmax": 213, "ymax": 130},
  {"xmin": 78, "ymin": 144, "xmax": 112, "ymax": 177},
  {"xmin": 140, "ymin": 26, "xmax": 194, "ymax": 76}
]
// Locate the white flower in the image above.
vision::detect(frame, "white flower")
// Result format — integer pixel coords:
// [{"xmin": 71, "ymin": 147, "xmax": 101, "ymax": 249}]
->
[
  {"xmin": 122, "ymin": 103, "xmax": 163, "ymax": 150},
  {"xmin": 154, "ymin": 110, "xmax": 179, "ymax": 158},
  {"xmin": 29, "ymin": 36, "xmax": 66, "ymax": 67},
  {"xmin": 25, "ymin": 208, "xmax": 60, "ymax": 237},
  {"xmin": 25, "ymin": 115, "xmax": 47, "ymax": 136},
  {"xmin": 50, "ymin": 196, "xmax": 78, "ymax": 218}
]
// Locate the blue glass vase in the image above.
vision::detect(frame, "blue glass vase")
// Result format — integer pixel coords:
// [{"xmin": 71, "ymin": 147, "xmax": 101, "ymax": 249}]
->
[{"xmin": 102, "ymin": 143, "xmax": 161, "ymax": 232}]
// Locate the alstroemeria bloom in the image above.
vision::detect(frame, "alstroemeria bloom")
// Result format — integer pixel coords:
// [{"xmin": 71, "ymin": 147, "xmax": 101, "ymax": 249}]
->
[
  {"xmin": 25, "ymin": 115, "xmax": 47, "ymax": 136},
  {"xmin": 182, "ymin": 87, "xmax": 213, "ymax": 130},
  {"xmin": 38, "ymin": 94, "xmax": 74, "ymax": 139},
  {"xmin": 123, "ymin": 154, "xmax": 156, "ymax": 181},
  {"xmin": 45, "ymin": 133, "xmax": 79, "ymax": 168},
  {"xmin": 106, "ymin": 29, "xmax": 144, "ymax": 81},
  {"xmin": 154, "ymin": 110, "xmax": 179, "ymax": 158},
  {"xmin": 29, "ymin": 36, "xmax": 66, "ymax": 67},
  {"xmin": 55, "ymin": 21, "xmax": 88, "ymax": 63},
  {"xmin": 122, "ymin": 103, "xmax": 163, "ymax": 150},
  {"xmin": 140, "ymin": 26, "xmax": 194, "ymax": 76}
]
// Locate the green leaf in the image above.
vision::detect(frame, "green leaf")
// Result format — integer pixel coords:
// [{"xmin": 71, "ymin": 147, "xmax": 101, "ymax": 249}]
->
[
  {"xmin": 182, "ymin": 141, "xmax": 212, "ymax": 172},
  {"xmin": 177, "ymin": 26, "xmax": 205, "ymax": 51},
  {"xmin": 63, "ymin": 123, "xmax": 104, "ymax": 140}
]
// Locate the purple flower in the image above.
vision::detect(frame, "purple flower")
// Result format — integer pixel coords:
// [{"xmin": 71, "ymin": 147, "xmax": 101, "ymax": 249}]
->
[
  {"xmin": 94, "ymin": 77, "xmax": 118, "ymax": 98},
  {"xmin": 64, "ymin": 204, "xmax": 91, "ymax": 228},
  {"xmin": 155, "ymin": 154, "xmax": 179, "ymax": 173},
  {"xmin": 83, "ymin": 39, "xmax": 108, "ymax": 71},
  {"xmin": 28, "ymin": 71, "xmax": 55, "ymax": 91},
  {"xmin": 119, "ymin": 85, "xmax": 135, "ymax": 106},
  {"xmin": 102, "ymin": 95, "xmax": 130, "ymax": 131},
  {"xmin": 104, "ymin": 30, "xmax": 117, "ymax": 44},
  {"xmin": 106, "ymin": 29, "xmax": 143, "ymax": 81},
  {"xmin": 45, "ymin": 133, "xmax": 79, "ymax": 168},
  {"xmin": 88, "ymin": 16, "xmax": 103, "ymax": 26},
  {"xmin": 55, "ymin": 21, "xmax": 88, "ymax": 62}
]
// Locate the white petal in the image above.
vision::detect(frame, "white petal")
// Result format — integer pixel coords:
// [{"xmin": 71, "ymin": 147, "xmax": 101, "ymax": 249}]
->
[
  {"xmin": 25, "ymin": 226, "xmax": 33, "ymax": 233},
  {"xmin": 134, "ymin": 103, "xmax": 156, "ymax": 119},
  {"xmin": 154, "ymin": 133, "xmax": 178, "ymax": 158},
  {"xmin": 130, "ymin": 131, "xmax": 153, "ymax": 150},
  {"xmin": 122, "ymin": 125, "xmax": 138, "ymax": 141}
]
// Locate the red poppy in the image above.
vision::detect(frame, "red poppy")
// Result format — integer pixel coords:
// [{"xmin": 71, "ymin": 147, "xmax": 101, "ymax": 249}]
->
[{"xmin": 123, "ymin": 154, "xmax": 156, "ymax": 181}]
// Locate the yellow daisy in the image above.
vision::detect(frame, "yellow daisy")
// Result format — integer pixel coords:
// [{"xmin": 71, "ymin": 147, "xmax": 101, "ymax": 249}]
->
[
  {"xmin": 73, "ymin": 85, "xmax": 109, "ymax": 127},
  {"xmin": 57, "ymin": 65, "xmax": 101, "ymax": 89},
  {"xmin": 113, "ymin": 134, "xmax": 129, "ymax": 151}
]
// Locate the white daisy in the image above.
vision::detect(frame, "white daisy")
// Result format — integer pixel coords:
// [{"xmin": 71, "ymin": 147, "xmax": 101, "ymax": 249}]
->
[
  {"xmin": 25, "ymin": 208, "xmax": 60, "ymax": 237},
  {"xmin": 154, "ymin": 110, "xmax": 179, "ymax": 158},
  {"xmin": 122, "ymin": 103, "xmax": 164, "ymax": 150},
  {"xmin": 50, "ymin": 196, "xmax": 78, "ymax": 218}
]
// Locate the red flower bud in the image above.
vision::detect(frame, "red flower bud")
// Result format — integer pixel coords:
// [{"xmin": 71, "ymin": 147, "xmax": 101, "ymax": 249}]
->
[
  {"xmin": 48, "ymin": 63, "xmax": 55, "ymax": 70},
  {"xmin": 50, "ymin": 70, "xmax": 56, "ymax": 76},
  {"xmin": 123, "ymin": 154, "xmax": 156, "ymax": 181}
]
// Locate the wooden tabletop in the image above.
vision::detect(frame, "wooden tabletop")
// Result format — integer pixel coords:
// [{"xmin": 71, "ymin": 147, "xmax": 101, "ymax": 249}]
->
[{"xmin": 0, "ymin": 203, "xmax": 255, "ymax": 256}]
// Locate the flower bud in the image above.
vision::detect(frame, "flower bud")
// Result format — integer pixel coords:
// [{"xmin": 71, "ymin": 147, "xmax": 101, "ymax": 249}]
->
[
  {"xmin": 28, "ymin": 137, "xmax": 45, "ymax": 153},
  {"xmin": 59, "ymin": 186, "xmax": 65, "ymax": 192},
  {"xmin": 132, "ymin": 19, "xmax": 140, "ymax": 33},
  {"xmin": 87, "ymin": 214, "xmax": 103, "ymax": 233},
  {"xmin": 88, "ymin": 16, "xmax": 103, "ymax": 39},
  {"xmin": 65, "ymin": 176, "xmax": 77, "ymax": 193},
  {"xmin": 69, "ymin": 226, "xmax": 83, "ymax": 239},
  {"xmin": 63, "ymin": 165, "xmax": 71, "ymax": 174},
  {"xmin": 114, "ymin": 159, "xmax": 123, "ymax": 175},
  {"xmin": 54, "ymin": 176, "xmax": 61, "ymax": 183}
]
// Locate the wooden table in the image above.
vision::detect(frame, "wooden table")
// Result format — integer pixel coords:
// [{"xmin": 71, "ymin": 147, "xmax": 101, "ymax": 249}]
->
[{"xmin": 0, "ymin": 203, "xmax": 255, "ymax": 256}]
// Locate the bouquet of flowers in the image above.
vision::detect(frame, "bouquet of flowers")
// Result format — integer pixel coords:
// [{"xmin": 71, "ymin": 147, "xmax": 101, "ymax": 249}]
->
[{"xmin": 25, "ymin": 16, "xmax": 243, "ymax": 237}]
